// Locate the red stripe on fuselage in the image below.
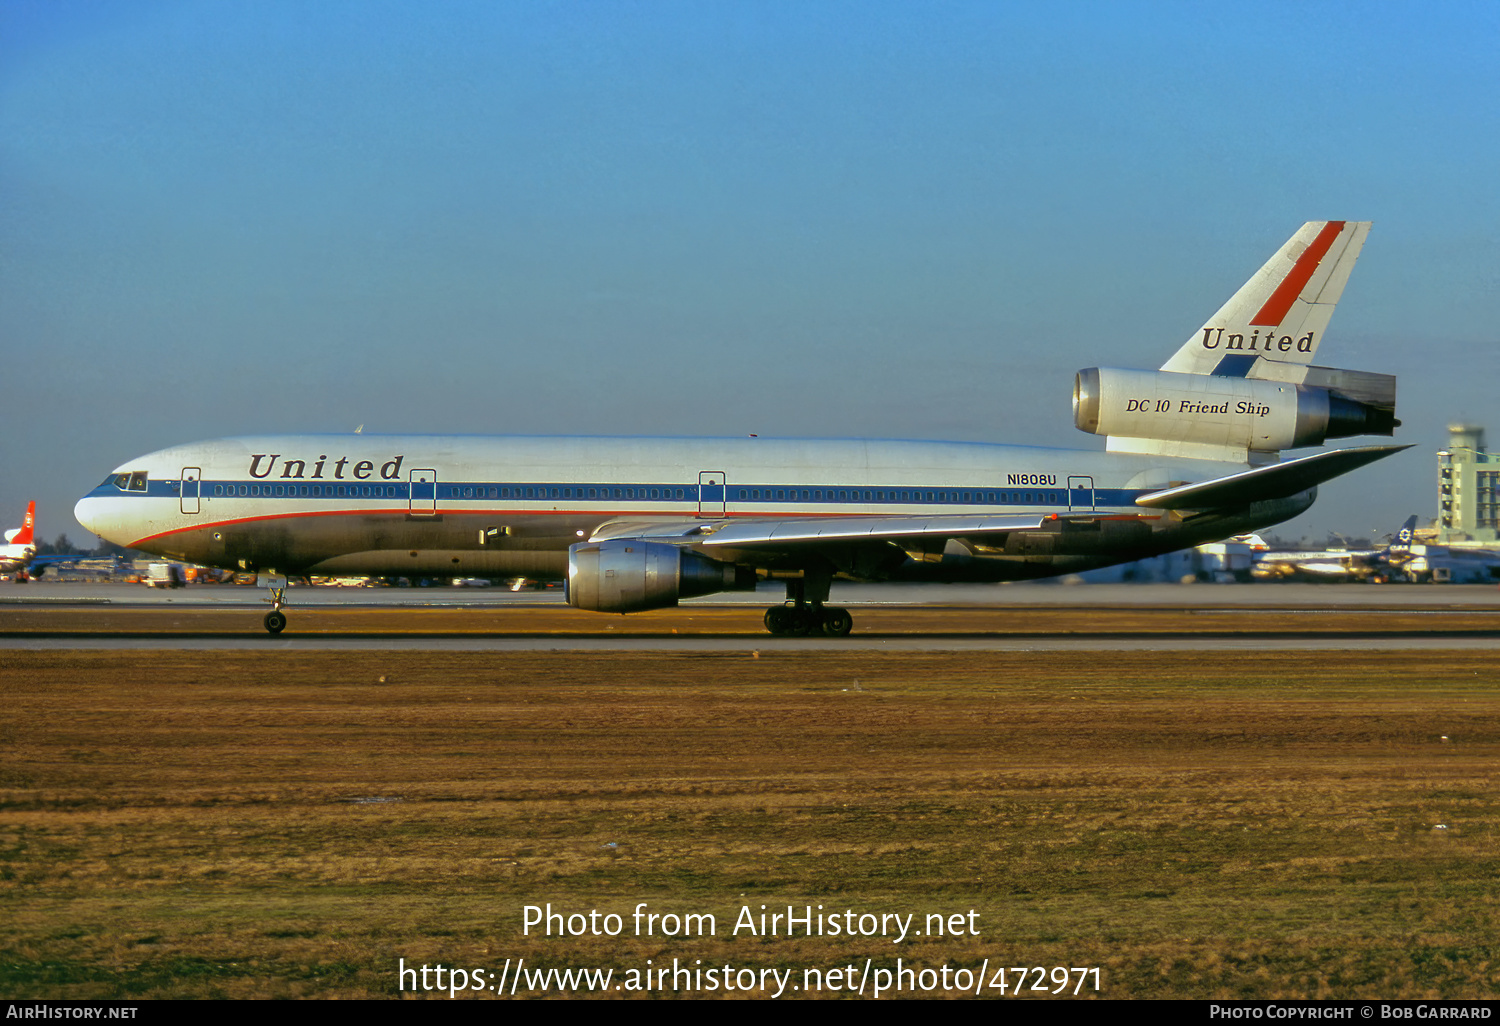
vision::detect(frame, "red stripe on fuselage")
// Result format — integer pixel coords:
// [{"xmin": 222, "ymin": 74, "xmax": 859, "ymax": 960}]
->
[
  {"xmin": 126, "ymin": 506, "xmax": 864, "ymax": 547},
  {"xmin": 1249, "ymin": 220, "xmax": 1345, "ymax": 326}
]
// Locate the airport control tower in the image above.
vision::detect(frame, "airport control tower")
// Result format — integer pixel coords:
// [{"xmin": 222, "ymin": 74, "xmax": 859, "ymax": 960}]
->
[{"xmin": 1438, "ymin": 423, "xmax": 1499, "ymax": 543}]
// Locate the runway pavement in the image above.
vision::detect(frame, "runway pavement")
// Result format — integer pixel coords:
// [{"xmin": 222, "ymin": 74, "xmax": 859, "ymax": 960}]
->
[
  {"xmin": 6, "ymin": 578, "xmax": 1500, "ymax": 606},
  {"xmin": 3, "ymin": 579, "xmax": 1499, "ymax": 650}
]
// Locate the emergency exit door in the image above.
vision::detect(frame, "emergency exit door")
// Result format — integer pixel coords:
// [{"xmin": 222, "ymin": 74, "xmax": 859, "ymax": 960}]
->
[
  {"xmin": 1068, "ymin": 475, "xmax": 1095, "ymax": 512},
  {"xmin": 180, "ymin": 467, "xmax": 201, "ymax": 515},
  {"xmin": 409, "ymin": 469, "xmax": 438, "ymax": 515},
  {"xmin": 698, "ymin": 471, "xmax": 726, "ymax": 517}
]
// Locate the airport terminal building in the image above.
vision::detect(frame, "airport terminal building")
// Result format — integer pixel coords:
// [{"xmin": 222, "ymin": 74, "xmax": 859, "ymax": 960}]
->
[{"xmin": 1438, "ymin": 423, "xmax": 1500, "ymax": 543}]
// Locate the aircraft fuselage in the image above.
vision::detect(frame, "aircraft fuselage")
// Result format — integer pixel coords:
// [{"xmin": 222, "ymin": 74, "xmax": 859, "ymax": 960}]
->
[{"xmin": 75, "ymin": 433, "xmax": 1312, "ymax": 583}]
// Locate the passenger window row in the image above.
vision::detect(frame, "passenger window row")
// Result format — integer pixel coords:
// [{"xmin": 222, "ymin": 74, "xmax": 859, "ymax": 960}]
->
[{"xmin": 197, "ymin": 483, "xmax": 1064, "ymax": 504}]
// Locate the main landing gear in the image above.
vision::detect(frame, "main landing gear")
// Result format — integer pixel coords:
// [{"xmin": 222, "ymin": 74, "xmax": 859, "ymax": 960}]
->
[
  {"xmin": 762, "ymin": 576, "xmax": 853, "ymax": 637},
  {"xmin": 763, "ymin": 605, "xmax": 853, "ymax": 636},
  {"xmin": 263, "ymin": 576, "xmax": 288, "ymax": 634}
]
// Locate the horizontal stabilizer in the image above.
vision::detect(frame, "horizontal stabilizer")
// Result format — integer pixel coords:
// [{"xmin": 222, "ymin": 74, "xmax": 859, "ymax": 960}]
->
[{"xmin": 1135, "ymin": 444, "xmax": 1410, "ymax": 510}]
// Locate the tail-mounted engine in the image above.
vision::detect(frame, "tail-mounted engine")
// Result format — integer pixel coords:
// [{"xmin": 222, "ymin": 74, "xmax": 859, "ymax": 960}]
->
[
  {"xmin": 1073, "ymin": 367, "xmax": 1397, "ymax": 457},
  {"xmin": 567, "ymin": 540, "xmax": 757, "ymax": 613}
]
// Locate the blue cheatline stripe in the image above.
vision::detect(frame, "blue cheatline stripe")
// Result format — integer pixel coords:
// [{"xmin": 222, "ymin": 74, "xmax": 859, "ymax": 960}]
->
[
  {"xmin": 204, "ymin": 481, "xmax": 1080, "ymax": 506},
  {"xmin": 1212, "ymin": 354, "xmax": 1258, "ymax": 377},
  {"xmin": 94, "ymin": 478, "xmax": 1148, "ymax": 509}
]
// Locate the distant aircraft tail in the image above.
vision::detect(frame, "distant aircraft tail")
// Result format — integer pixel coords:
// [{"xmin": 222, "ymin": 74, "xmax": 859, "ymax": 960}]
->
[
  {"xmin": 1387, "ymin": 514, "xmax": 1419, "ymax": 553},
  {"xmin": 3, "ymin": 501, "xmax": 35, "ymax": 546},
  {"xmin": 1073, "ymin": 221, "xmax": 1398, "ymax": 462}
]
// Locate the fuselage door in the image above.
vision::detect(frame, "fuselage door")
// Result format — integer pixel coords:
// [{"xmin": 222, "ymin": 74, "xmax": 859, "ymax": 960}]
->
[
  {"xmin": 180, "ymin": 468, "xmax": 201, "ymax": 515},
  {"xmin": 409, "ymin": 469, "xmax": 438, "ymax": 515},
  {"xmin": 698, "ymin": 471, "xmax": 726, "ymax": 518},
  {"xmin": 1068, "ymin": 475, "xmax": 1096, "ymax": 512}
]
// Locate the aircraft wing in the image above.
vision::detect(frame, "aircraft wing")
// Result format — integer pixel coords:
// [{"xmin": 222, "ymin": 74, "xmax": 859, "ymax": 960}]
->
[
  {"xmin": 1135, "ymin": 444, "xmax": 1410, "ymax": 510},
  {"xmin": 589, "ymin": 513, "xmax": 1054, "ymax": 550},
  {"xmin": 585, "ymin": 513, "xmax": 1168, "ymax": 571},
  {"xmin": 28, "ymin": 554, "xmax": 88, "ymax": 568},
  {"xmin": 699, "ymin": 513, "xmax": 1050, "ymax": 547}
]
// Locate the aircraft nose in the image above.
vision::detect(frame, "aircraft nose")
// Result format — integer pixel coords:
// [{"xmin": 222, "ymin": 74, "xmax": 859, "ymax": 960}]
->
[
  {"xmin": 75, "ymin": 491, "xmax": 132, "ymax": 548},
  {"xmin": 74, "ymin": 495, "xmax": 101, "ymax": 536}
]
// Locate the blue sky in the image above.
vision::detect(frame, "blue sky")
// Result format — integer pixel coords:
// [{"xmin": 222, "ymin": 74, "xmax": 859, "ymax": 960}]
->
[{"xmin": 2, "ymin": 0, "xmax": 1496, "ymax": 546}]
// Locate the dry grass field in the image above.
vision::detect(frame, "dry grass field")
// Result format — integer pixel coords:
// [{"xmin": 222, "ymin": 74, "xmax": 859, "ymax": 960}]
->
[
  {"xmin": 6, "ymin": 601, "xmax": 1500, "ymax": 637},
  {"xmin": 2, "ymin": 647, "xmax": 1499, "ymax": 999}
]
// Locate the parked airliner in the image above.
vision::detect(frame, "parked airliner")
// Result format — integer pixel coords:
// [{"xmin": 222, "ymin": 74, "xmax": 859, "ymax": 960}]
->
[
  {"xmin": 76, "ymin": 222, "xmax": 1406, "ymax": 634},
  {"xmin": 1250, "ymin": 515, "xmax": 1419, "ymax": 582},
  {"xmin": 1, "ymin": 502, "xmax": 91, "ymax": 580},
  {"xmin": 1, "ymin": 502, "xmax": 37, "ymax": 576}
]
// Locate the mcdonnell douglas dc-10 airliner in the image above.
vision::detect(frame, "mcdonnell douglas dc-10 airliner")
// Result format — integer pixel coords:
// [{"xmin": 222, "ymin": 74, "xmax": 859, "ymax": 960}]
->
[{"xmin": 76, "ymin": 222, "xmax": 1405, "ymax": 635}]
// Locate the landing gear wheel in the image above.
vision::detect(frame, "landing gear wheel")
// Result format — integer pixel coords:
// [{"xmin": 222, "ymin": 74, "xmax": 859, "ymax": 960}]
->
[
  {"xmin": 766, "ymin": 603, "xmax": 842, "ymax": 637},
  {"xmin": 820, "ymin": 607, "xmax": 853, "ymax": 637},
  {"xmin": 785, "ymin": 609, "xmax": 816, "ymax": 637},
  {"xmin": 264, "ymin": 610, "xmax": 287, "ymax": 634},
  {"xmin": 764, "ymin": 607, "xmax": 794, "ymax": 635},
  {"xmin": 765, "ymin": 606, "xmax": 826, "ymax": 636}
]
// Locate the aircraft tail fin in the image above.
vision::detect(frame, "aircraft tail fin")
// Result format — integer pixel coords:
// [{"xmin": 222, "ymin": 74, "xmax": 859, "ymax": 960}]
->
[
  {"xmin": 1388, "ymin": 514, "xmax": 1419, "ymax": 553},
  {"xmin": 1161, "ymin": 221, "xmax": 1371, "ymax": 378},
  {"xmin": 1075, "ymin": 222, "xmax": 1396, "ymax": 463},
  {"xmin": 4, "ymin": 502, "xmax": 35, "ymax": 546}
]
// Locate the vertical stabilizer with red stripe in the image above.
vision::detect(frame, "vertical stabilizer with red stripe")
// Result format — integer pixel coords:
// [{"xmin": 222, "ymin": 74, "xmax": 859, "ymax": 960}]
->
[
  {"xmin": 4, "ymin": 501, "xmax": 36, "ymax": 546},
  {"xmin": 1077, "ymin": 221, "xmax": 1397, "ymax": 463},
  {"xmin": 1160, "ymin": 221, "xmax": 1371, "ymax": 378}
]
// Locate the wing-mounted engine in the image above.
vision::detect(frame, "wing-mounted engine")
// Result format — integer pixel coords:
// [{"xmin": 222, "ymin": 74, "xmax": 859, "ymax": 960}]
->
[
  {"xmin": 566, "ymin": 540, "xmax": 757, "ymax": 613},
  {"xmin": 1073, "ymin": 367, "xmax": 1397, "ymax": 462}
]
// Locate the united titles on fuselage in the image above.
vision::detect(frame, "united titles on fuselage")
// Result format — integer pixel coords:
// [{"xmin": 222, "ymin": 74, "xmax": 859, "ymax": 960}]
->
[{"xmin": 248, "ymin": 454, "xmax": 405, "ymax": 480}]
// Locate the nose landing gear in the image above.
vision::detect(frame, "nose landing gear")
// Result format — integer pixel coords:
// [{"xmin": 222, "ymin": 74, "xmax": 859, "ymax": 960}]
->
[{"xmin": 263, "ymin": 575, "xmax": 288, "ymax": 634}]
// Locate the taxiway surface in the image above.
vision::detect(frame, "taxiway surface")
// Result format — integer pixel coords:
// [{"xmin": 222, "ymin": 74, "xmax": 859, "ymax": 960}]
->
[{"xmin": 3, "ymin": 580, "xmax": 1498, "ymax": 650}]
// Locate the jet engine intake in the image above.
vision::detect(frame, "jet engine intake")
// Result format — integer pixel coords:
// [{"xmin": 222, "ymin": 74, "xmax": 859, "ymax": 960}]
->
[{"xmin": 566, "ymin": 540, "xmax": 757, "ymax": 613}]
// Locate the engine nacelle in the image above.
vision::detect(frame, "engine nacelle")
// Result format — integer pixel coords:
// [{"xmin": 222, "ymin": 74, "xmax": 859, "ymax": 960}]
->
[
  {"xmin": 1073, "ymin": 367, "xmax": 1396, "ymax": 452},
  {"xmin": 566, "ymin": 540, "xmax": 757, "ymax": 613}
]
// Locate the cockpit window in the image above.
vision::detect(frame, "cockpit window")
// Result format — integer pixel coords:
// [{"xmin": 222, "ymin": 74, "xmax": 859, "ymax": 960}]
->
[{"xmin": 116, "ymin": 471, "xmax": 150, "ymax": 492}]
